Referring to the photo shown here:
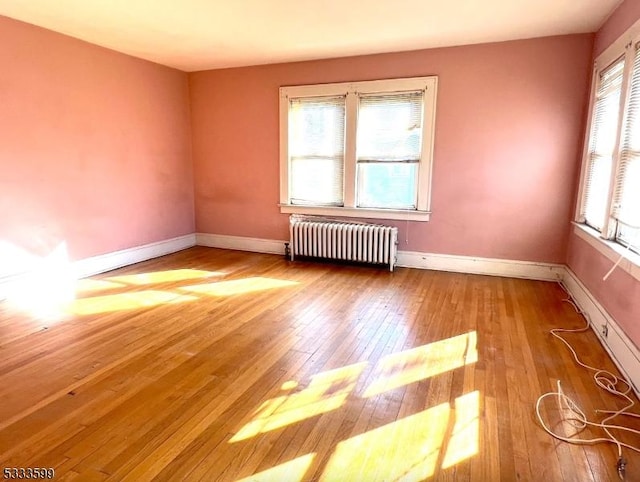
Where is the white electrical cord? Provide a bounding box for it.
[535,283,640,478]
[603,219,640,281]
[603,241,632,281]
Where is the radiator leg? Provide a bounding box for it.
[289,223,295,261]
[389,233,398,272]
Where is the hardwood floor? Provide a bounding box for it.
[0,246,638,481]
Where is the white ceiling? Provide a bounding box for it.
[0,0,622,72]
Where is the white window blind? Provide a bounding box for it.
[356,91,424,209]
[615,45,640,250]
[288,96,345,206]
[582,57,625,231]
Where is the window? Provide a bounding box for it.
[615,46,640,250]
[578,41,640,254]
[279,77,437,221]
[288,96,345,206]
[581,57,625,231]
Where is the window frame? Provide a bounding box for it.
[578,55,626,233]
[279,76,438,222]
[576,20,640,267]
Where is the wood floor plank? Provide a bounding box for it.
[1,246,639,481]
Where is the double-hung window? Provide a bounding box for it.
[578,39,640,255]
[581,57,625,232]
[279,77,437,221]
[614,46,640,250]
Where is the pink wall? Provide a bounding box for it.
[190,34,593,263]
[0,16,194,264]
[595,0,640,56]
[568,235,640,343]
[567,0,640,349]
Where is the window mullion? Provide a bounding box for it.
[603,43,635,239]
[343,91,358,208]
[417,84,436,212]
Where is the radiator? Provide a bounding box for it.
[289,215,398,271]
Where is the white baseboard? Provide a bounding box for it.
[562,268,640,397]
[397,251,564,281]
[196,233,286,255]
[73,234,196,278]
[0,234,196,301]
[195,233,563,281]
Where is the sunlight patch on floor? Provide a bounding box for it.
[108,269,223,285]
[64,290,197,315]
[320,391,480,481]
[74,278,126,294]
[230,362,367,442]
[363,331,478,398]
[320,402,450,481]
[442,390,480,469]
[235,453,315,482]
[180,277,298,297]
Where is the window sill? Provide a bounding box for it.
[279,204,431,222]
[573,223,640,282]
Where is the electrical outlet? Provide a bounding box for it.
[601,324,608,338]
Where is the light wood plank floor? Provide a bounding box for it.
[1,247,639,481]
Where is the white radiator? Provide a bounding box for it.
[289,215,398,271]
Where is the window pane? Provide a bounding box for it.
[357,163,418,209]
[289,96,345,205]
[583,57,625,231]
[614,45,640,242]
[584,155,614,230]
[614,156,640,244]
[617,223,640,253]
[291,157,343,205]
[357,92,423,162]
[356,91,424,210]
[614,149,640,251]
